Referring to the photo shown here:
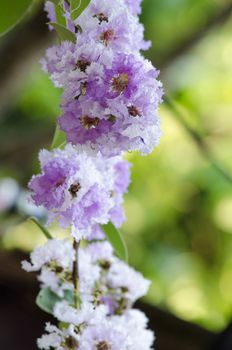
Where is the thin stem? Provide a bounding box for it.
[29,217,53,240]
[165,95,232,184]
[72,239,81,308]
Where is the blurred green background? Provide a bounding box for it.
[1,0,232,332]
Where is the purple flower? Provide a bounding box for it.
[42,0,162,157]
[58,52,163,155]
[125,0,143,15]
[109,160,131,227]
[75,0,150,53]
[44,1,56,31]
[29,145,130,240]
[41,41,113,88]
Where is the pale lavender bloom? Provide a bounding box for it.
[22,238,74,297]
[22,239,74,272]
[58,52,162,156]
[87,224,106,241]
[38,323,80,350]
[44,1,56,31]
[125,0,143,15]
[28,145,130,239]
[41,41,76,87]
[42,0,162,156]
[112,309,155,349]
[22,238,101,298]
[39,309,154,349]
[86,241,114,263]
[109,159,131,227]
[85,241,151,313]
[25,239,154,348]
[80,319,129,350]
[107,260,151,304]
[41,41,113,88]
[78,248,101,299]
[75,0,150,53]
[28,145,112,239]
[54,301,107,326]
[23,239,150,312]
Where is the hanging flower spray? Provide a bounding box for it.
[23,0,163,348]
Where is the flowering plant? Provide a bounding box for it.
[22,0,163,348]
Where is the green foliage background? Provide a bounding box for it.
[1,0,232,331]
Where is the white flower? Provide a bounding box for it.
[54,301,107,326]
[22,238,74,272]
[107,260,151,302]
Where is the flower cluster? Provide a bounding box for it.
[38,309,154,350]
[23,0,162,348]
[23,239,150,313]
[29,145,130,240]
[43,0,163,156]
[23,239,154,349]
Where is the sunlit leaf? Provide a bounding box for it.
[51,126,66,149]
[49,22,76,43]
[102,222,128,262]
[49,0,60,4]
[36,288,74,315]
[71,0,91,21]
[70,0,80,12]
[55,4,67,27]
[28,217,53,240]
[0,0,34,36]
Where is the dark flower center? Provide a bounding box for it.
[107,114,116,123]
[99,29,115,45]
[96,341,111,350]
[111,73,129,93]
[75,24,83,34]
[75,82,87,100]
[76,59,91,72]
[80,82,87,95]
[99,259,111,270]
[127,105,141,117]
[94,12,109,24]
[47,260,64,274]
[55,177,65,188]
[54,265,64,273]
[69,182,81,198]
[63,336,79,349]
[80,115,100,130]
[115,297,127,315]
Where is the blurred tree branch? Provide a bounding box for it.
[165,96,232,184]
[158,2,232,69]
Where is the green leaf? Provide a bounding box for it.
[70,0,91,21]
[55,4,67,27]
[0,0,34,36]
[49,0,60,4]
[101,222,128,262]
[28,217,53,240]
[36,288,74,315]
[70,0,81,12]
[36,288,60,314]
[50,22,76,43]
[51,126,66,149]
